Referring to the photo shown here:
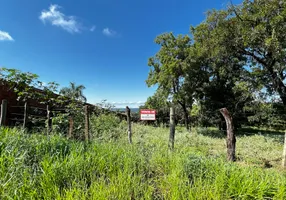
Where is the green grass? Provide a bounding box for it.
[0,125,286,199]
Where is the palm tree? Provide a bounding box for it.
[60,82,87,102]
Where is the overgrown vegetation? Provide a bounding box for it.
[0,126,286,199]
[2,0,286,198]
[90,113,125,141]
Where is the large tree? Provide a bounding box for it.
[190,9,254,129]
[147,32,200,131]
[239,0,286,106]
[205,0,286,106]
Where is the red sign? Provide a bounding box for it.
[140,109,156,120]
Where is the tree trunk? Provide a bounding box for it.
[169,105,175,150]
[281,96,286,106]
[274,80,286,106]
[219,108,236,162]
[218,115,227,131]
[126,106,132,144]
[178,101,191,132]
[182,104,190,132]
[267,64,286,106]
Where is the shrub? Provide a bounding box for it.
[90,113,124,141]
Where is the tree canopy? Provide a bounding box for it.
[144,0,286,130]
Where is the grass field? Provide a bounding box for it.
[0,125,286,199]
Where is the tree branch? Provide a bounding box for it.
[238,47,268,67]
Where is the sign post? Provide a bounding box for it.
[140,109,156,121]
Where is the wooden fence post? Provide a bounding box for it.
[126,106,132,144]
[169,105,175,150]
[220,108,236,162]
[85,105,89,141]
[23,102,28,128]
[46,105,52,135]
[68,116,74,139]
[0,99,7,126]
[282,131,286,168]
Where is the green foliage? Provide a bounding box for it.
[55,102,88,140]
[0,126,285,199]
[146,0,286,129]
[0,67,90,135]
[0,67,62,104]
[147,33,203,130]
[197,0,286,106]
[90,113,124,141]
[191,8,255,128]
[233,0,286,102]
[245,100,286,129]
[1,67,40,101]
[52,113,70,134]
[60,82,87,103]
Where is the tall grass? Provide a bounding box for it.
[0,125,286,199]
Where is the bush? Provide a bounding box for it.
[90,113,125,141]
[52,113,69,134]
[194,127,225,138]
[52,106,85,139]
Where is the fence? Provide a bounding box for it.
[0,99,130,141]
[0,99,89,138]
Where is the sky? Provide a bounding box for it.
[0,0,241,108]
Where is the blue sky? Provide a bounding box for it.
[0,0,241,108]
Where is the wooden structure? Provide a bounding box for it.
[126,106,132,144]
[0,81,127,129]
[169,105,175,150]
[0,83,48,126]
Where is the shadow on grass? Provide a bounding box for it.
[196,127,285,143]
[238,127,285,143]
[195,128,225,139]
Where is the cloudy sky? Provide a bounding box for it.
[0,0,241,108]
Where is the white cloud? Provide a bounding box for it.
[39,4,81,33]
[0,30,14,41]
[102,28,116,36]
[90,25,96,32]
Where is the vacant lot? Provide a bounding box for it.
[0,125,286,199]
